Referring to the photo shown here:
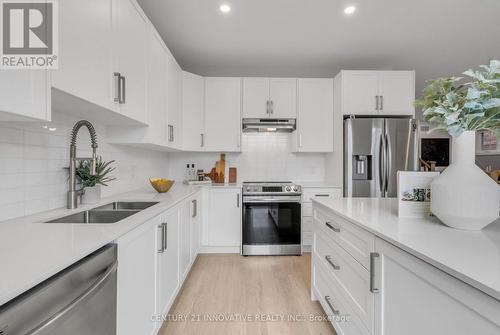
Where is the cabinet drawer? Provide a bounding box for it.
[302,216,313,232]
[314,206,375,269]
[312,256,370,335]
[302,203,313,217]
[314,231,373,332]
[302,188,342,203]
[303,231,313,245]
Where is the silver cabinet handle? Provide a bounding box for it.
[380,95,383,110]
[26,261,118,335]
[113,72,121,103]
[315,194,330,197]
[325,296,340,315]
[162,222,168,251]
[119,75,126,104]
[237,193,240,208]
[201,133,204,147]
[325,255,340,270]
[192,199,197,218]
[168,125,174,142]
[266,100,270,114]
[158,224,165,253]
[325,222,340,233]
[270,100,274,114]
[370,252,380,293]
[375,95,379,111]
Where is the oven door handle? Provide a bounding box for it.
[243,198,301,203]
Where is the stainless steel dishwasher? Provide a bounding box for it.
[0,244,117,335]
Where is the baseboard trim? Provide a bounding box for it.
[199,246,240,254]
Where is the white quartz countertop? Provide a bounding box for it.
[312,197,500,301]
[295,181,342,188]
[0,183,230,306]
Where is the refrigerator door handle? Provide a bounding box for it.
[385,133,392,194]
[378,134,386,195]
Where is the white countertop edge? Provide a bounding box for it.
[312,198,500,301]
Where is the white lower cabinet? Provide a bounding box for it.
[205,187,242,248]
[117,219,158,335]
[312,204,500,335]
[189,193,201,261]
[373,238,500,335]
[180,200,192,280]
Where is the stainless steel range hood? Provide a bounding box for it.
[242,118,296,133]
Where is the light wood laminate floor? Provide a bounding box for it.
[159,253,336,335]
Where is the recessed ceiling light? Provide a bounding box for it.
[344,6,356,15]
[220,4,231,14]
[48,127,57,132]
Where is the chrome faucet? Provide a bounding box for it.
[68,120,98,209]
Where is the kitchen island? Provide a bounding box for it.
[311,197,500,335]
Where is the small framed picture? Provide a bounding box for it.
[397,171,440,218]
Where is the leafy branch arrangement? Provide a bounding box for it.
[415,60,500,137]
[76,156,116,188]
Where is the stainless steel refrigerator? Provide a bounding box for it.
[344,117,419,198]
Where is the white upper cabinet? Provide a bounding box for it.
[145,31,168,145]
[379,71,415,116]
[269,78,297,118]
[294,79,334,152]
[337,70,415,116]
[204,77,242,152]
[166,51,183,149]
[182,71,205,151]
[242,78,270,119]
[242,78,297,119]
[0,71,50,121]
[112,0,148,124]
[52,0,114,113]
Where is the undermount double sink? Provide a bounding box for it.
[45,202,159,224]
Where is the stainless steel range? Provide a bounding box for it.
[242,182,302,256]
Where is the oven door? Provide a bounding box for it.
[242,196,302,255]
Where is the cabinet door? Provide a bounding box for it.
[52,0,113,112]
[342,71,379,115]
[208,188,241,247]
[180,199,191,280]
[117,222,157,335]
[374,238,500,335]
[269,78,297,118]
[0,71,50,121]
[296,79,333,152]
[379,71,415,116]
[112,0,148,124]
[182,71,205,150]
[166,51,183,149]
[190,194,201,262]
[157,207,180,314]
[204,78,242,152]
[242,78,270,119]
[146,31,168,145]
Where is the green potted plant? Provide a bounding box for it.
[415,60,500,230]
[76,156,116,204]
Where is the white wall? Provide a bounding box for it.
[0,112,169,222]
[167,133,326,183]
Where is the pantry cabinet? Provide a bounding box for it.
[206,188,242,248]
[0,71,51,121]
[293,79,334,152]
[117,219,158,335]
[336,70,415,116]
[242,78,297,119]
[204,78,242,152]
[182,71,205,151]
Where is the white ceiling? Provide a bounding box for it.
[137,0,500,93]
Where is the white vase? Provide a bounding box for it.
[431,131,500,230]
[81,185,101,205]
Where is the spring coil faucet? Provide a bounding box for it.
[67,120,98,209]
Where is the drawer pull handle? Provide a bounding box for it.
[315,194,329,197]
[325,256,340,270]
[325,296,340,315]
[325,222,340,233]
